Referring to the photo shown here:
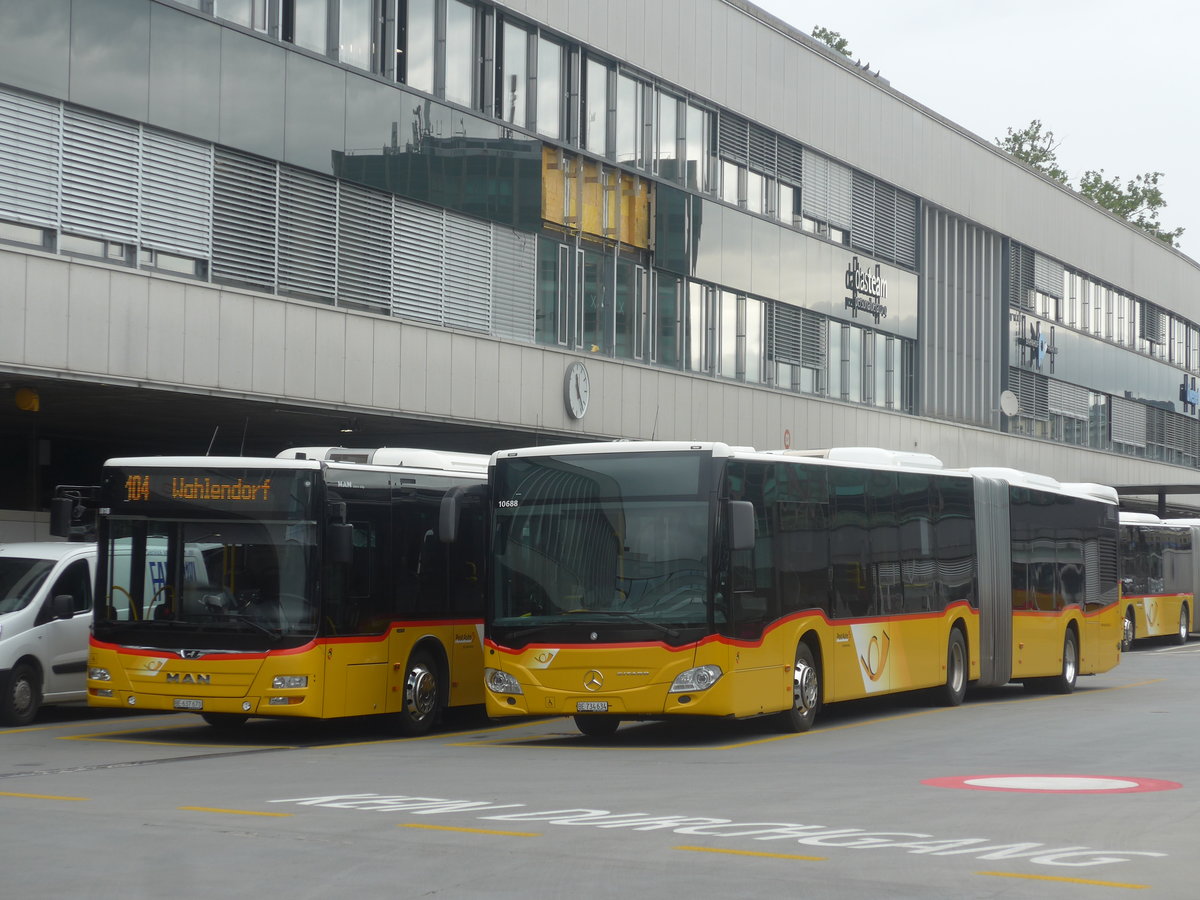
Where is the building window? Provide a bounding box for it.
[583,56,610,157]
[535,35,563,139]
[684,103,710,193]
[498,20,530,127]
[653,271,681,368]
[338,0,374,68]
[686,281,712,373]
[656,92,681,181]
[615,72,643,166]
[444,0,476,106]
[403,0,435,91]
[215,0,268,31]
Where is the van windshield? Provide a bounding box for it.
[0,558,55,614]
[95,519,319,650]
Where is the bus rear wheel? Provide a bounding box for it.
[936,629,967,707]
[776,642,820,733]
[395,649,442,737]
[1120,609,1135,652]
[573,714,621,737]
[1174,605,1190,646]
[1048,629,1079,695]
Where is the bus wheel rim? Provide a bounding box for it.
[406,665,438,719]
[794,661,818,711]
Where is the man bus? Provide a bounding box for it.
[55,446,488,734]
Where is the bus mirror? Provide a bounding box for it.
[729,500,756,551]
[329,522,354,565]
[439,490,461,543]
[50,498,75,537]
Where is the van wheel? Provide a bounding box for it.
[0,662,41,726]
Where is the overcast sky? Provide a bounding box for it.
[749,0,1200,262]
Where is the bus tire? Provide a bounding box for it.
[0,661,41,726]
[396,649,442,737]
[1120,608,1135,652]
[201,713,249,730]
[1174,604,1189,646]
[776,642,820,733]
[573,714,621,737]
[1048,629,1079,695]
[937,629,968,707]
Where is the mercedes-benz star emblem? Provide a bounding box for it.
[583,670,604,691]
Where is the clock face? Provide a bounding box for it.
[564,361,590,419]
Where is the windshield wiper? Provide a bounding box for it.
[216,612,283,640]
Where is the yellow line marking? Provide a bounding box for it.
[311,716,552,749]
[0,791,89,802]
[675,845,825,862]
[978,871,1148,890]
[399,823,540,837]
[178,806,293,818]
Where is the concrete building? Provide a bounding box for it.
[2,0,1199,540]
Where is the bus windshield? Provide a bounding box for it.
[490,451,713,643]
[96,519,319,648]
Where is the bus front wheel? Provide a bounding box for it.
[776,642,820,733]
[1048,630,1079,695]
[1120,609,1135,652]
[396,649,442,737]
[1174,605,1190,646]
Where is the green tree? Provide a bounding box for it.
[996,119,1184,248]
[995,119,1069,184]
[812,26,851,57]
[1077,170,1184,247]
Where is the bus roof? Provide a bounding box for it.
[107,448,489,477]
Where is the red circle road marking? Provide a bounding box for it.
[922,775,1182,793]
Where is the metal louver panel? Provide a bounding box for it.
[1165,411,1198,458]
[776,138,802,185]
[718,113,748,163]
[1047,379,1089,417]
[748,123,776,174]
[801,308,827,368]
[827,159,852,229]
[0,88,60,226]
[61,108,139,242]
[1009,367,1049,420]
[394,199,444,324]
[278,167,337,300]
[769,304,826,368]
[444,212,492,334]
[337,181,392,314]
[140,129,212,257]
[801,149,829,221]
[894,191,918,269]
[212,149,277,289]
[1032,252,1064,298]
[1110,396,1147,447]
[850,171,875,254]
[1140,303,1166,345]
[873,181,898,263]
[1009,243,1034,310]
[491,226,536,342]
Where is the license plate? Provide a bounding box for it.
[576,701,608,712]
[173,698,203,711]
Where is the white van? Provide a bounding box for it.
[0,542,96,725]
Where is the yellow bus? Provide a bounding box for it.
[55,447,488,734]
[472,442,1122,736]
[1118,513,1195,649]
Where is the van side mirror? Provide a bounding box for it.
[329,523,354,565]
[729,500,756,551]
[52,594,76,620]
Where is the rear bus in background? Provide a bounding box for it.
[64,447,489,734]
[1118,513,1196,649]
[467,442,1122,736]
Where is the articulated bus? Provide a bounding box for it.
[470,442,1122,735]
[55,447,488,734]
[1118,513,1196,649]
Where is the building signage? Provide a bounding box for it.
[844,257,888,324]
[1180,375,1199,414]
[1014,315,1058,373]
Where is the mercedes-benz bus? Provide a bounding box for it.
[470,441,1122,736]
[1118,512,1195,649]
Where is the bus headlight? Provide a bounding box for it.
[484,668,523,695]
[669,665,723,693]
[89,667,111,681]
[271,675,308,689]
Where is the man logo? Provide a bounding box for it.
[165,673,212,685]
[583,670,604,691]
